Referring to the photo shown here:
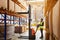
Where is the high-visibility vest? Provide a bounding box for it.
[39,22,44,29]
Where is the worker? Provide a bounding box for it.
[36,18,44,38]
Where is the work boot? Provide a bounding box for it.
[40,36,43,39]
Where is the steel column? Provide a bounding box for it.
[13,16,14,24]
[19,18,20,26]
[10,16,11,24]
[4,13,6,40]
[28,5,31,39]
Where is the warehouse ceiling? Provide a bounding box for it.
[12,0,45,17]
[17,0,45,9]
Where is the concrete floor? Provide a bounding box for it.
[11,30,46,40]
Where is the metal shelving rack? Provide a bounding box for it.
[0,5,31,40]
[0,10,20,40]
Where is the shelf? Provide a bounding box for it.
[0,24,14,27]
[0,9,27,18]
[0,19,19,22]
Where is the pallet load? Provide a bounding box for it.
[0,23,14,40]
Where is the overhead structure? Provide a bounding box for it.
[12,0,26,10]
[0,9,27,18]
[44,0,58,16]
[26,1,44,6]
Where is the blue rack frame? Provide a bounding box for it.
[4,13,6,40]
[0,5,31,40]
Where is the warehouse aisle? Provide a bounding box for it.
[11,30,45,40]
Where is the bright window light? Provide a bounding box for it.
[34,0,44,2]
[27,0,44,2]
[38,0,44,2]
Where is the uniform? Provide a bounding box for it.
[39,22,44,38]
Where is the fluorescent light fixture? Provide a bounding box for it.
[27,0,44,2]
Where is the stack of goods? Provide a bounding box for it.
[0,22,14,40]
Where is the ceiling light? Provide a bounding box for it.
[27,0,44,2]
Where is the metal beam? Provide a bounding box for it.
[7,0,9,10]
[13,16,15,24]
[4,13,6,40]
[28,5,31,39]
[12,0,26,10]
[19,18,20,26]
[16,12,28,14]
[10,16,11,24]
[0,9,27,18]
[44,0,58,16]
